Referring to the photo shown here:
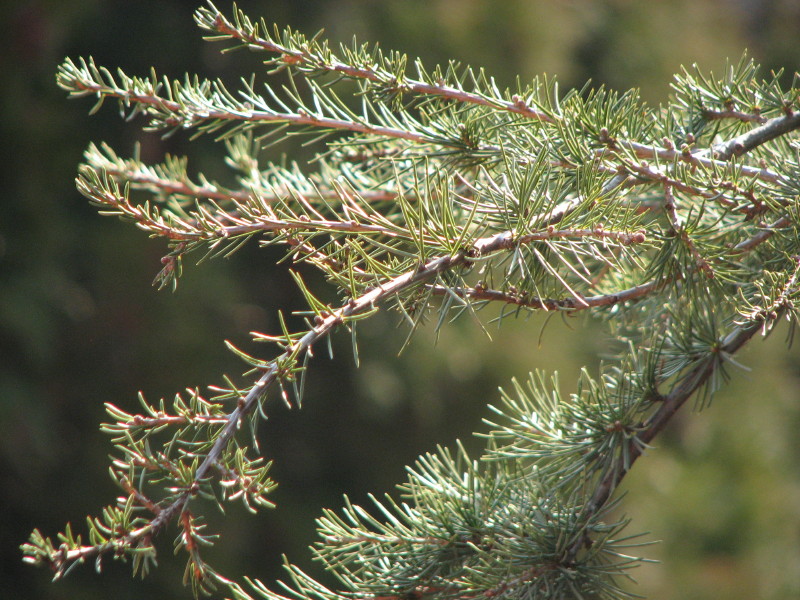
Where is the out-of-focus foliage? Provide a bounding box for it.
[3,1,799,599]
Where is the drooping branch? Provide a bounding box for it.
[28,193,655,577]
[144,219,652,519]
[26,248,463,578]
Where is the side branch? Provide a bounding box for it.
[103,167,249,203]
[30,249,469,578]
[713,110,800,160]
[702,108,767,124]
[58,58,441,145]
[568,308,789,561]
[199,7,554,123]
[50,218,648,575]
[172,224,649,507]
[103,163,397,205]
[605,140,784,184]
[428,279,661,312]
[86,144,402,206]
[147,249,470,535]
[434,213,793,314]
[79,170,649,259]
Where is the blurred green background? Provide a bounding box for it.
[2,1,799,599]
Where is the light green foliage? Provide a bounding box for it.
[22,2,800,599]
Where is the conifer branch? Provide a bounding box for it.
[568,311,782,561]
[662,183,714,278]
[428,278,662,312]
[600,138,786,184]
[27,3,800,598]
[733,215,793,253]
[712,110,800,159]
[150,248,471,519]
[195,3,554,124]
[567,254,800,558]
[86,142,254,203]
[58,57,441,145]
[701,108,767,124]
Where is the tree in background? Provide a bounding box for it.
[9,1,800,600]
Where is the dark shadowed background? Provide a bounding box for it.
[2,1,799,599]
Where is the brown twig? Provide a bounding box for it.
[601,139,785,184]
[712,110,800,160]
[701,108,767,124]
[427,279,661,312]
[732,215,793,253]
[663,183,714,278]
